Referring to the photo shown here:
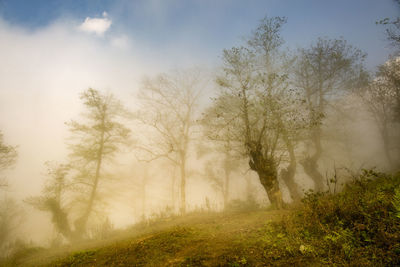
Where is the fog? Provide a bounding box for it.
[0,1,399,257]
[0,15,226,245]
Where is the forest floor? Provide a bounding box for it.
[2,170,400,266]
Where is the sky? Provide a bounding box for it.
[0,0,398,68]
[0,0,399,241]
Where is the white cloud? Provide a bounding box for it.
[79,12,111,36]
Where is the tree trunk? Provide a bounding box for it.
[141,169,147,220]
[46,198,72,241]
[301,127,324,192]
[74,126,105,237]
[281,135,301,202]
[281,164,300,202]
[223,167,230,209]
[171,168,176,212]
[180,156,186,215]
[300,155,324,192]
[248,147,283,208]
[381,123,395,170]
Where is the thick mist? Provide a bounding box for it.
[0,1,399,259]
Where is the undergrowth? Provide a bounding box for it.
[2,170,399,266]
[262,169,400,266]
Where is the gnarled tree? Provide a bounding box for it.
[205,16,307,207]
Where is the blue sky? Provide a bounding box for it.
[0,0,398,70]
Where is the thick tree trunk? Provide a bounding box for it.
[301,127,325,192]
[381,123,395,170]
[46,198,72,241]
[248,147,283,209]
[281,135,301,202]
[301,156,324,192]
[281,164,300,202]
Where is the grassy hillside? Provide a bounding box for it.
[2,170,400,266]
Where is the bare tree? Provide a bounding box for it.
[135,69,205,214]
[128,161,150,220]
[294,38,366,191]
[66,88,131,237]
[200,141,240,209]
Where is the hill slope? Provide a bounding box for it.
[3,170,400,266]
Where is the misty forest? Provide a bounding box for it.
[1,1,400,266]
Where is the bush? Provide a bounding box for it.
[284,170,400,265]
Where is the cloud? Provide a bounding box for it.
[78,11,111,36]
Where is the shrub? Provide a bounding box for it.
[285,170,400,265]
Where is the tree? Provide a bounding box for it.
[377,57,400,122]
[205,16,306,207]
[0,197,23,256]
[66,88,131,237]
[128,161,150,220]
[26,162,73,240]
[360,58,400,170]
[377,0,400,54]
[135,69,204,214]
[0,131,20,253]
[293,38,366,191]
[199,141,240,209]
[0,131,17,188]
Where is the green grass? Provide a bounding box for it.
[2,170,400,266]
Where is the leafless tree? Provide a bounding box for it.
[135,69,205,214]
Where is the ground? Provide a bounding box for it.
[2,170,400,266]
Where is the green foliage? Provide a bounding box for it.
[393,186,400,219]
[287,170,400,265]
